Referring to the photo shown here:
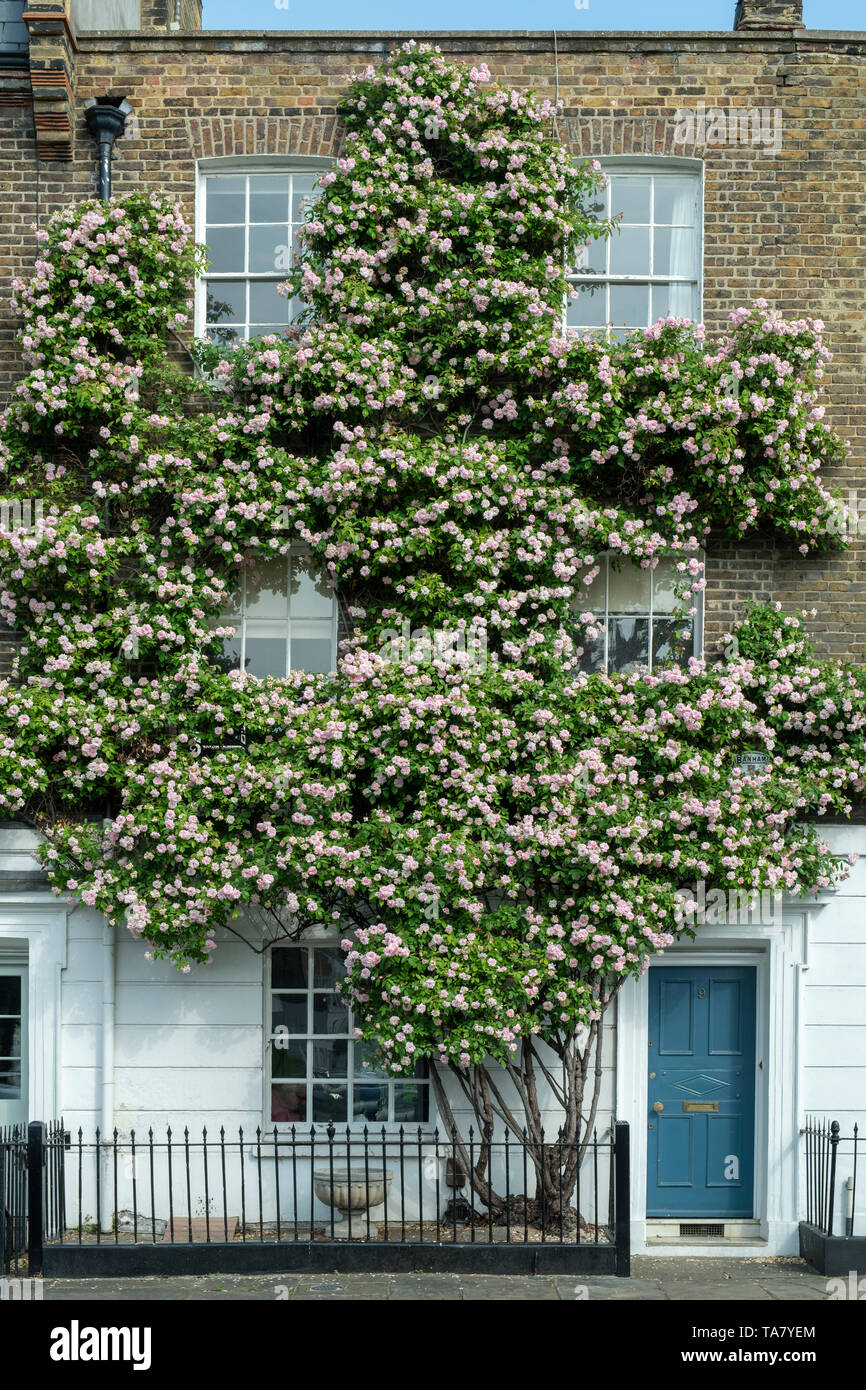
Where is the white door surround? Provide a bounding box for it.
[616,912,809,1256]
[0,901,68,1123]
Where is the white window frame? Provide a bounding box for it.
[216,545,339,678]
[194,156,333,343]
[0,962,27,1126]
[575,552,705,674]
[263,937,431,1131]
[568,157,704,337]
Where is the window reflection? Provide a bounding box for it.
[268,946,430,1126]
[573,555,698,674]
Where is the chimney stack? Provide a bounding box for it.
[139,0,202,29]
[734,1,805,29]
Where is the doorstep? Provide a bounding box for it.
[646,1218,764,1246]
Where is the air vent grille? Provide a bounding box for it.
[679,1222,724,1237]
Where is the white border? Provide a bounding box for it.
[616,910,808,1256]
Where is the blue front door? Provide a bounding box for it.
[647,966,756,1218]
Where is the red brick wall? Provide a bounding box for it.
[1,29,864,660]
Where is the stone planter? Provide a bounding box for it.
[313,1167,392,1239]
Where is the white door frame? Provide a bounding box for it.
[615,911,809,1255]
[0,900,68,1123]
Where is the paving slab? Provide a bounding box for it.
[460,1277,561,1300]
[664,1283,775,1301]
[38,1256,832,1301]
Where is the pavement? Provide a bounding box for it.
[34,1257,839,1300]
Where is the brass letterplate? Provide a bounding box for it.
[683,1101,719,1113]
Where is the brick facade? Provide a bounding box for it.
[1,10,865,660]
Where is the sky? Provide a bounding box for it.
[201,1,865,32]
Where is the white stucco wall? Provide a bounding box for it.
[2,819,863,1238]
[799,826,866,1235]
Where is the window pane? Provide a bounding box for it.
[271,995,307,1033]
[204,226,245,275]
[579,183,608,220]
[609,225,650,276]
[205,323,244,345]
[272,949,308,989]
[0,1063,22,1099]
[609,616,650,672]
[312,1084,347,1123]
[653,616,692,669]
[574,563,606,615]
[608,560,651,614]
[311,1040,348,1078]
[610,175,651,223]
[291,557,335,618]
[313,993,349,1035]
[653,177,696,225]
[353,1083,389,1121]
[271,1082,306,1123]
[247,559,289,617]
[651,282,697,322]
[219,632,242,670]
[653,227,696,278]
[244,628,288,679]
[0,977,21,1014]
[291,176,318,225]
[249,176,289,224]
[393,1084,429,1123]
[205,281,245,324]
[313,948,345,988]
[249,281,290,326]
[652,558,686,614]
[0,1021,21,1057]
[356,1040,389,1079]
[578,632,606,674]
[575,233,607,275]
[290,627,334,675]
[272,1041,307,1079]
[249,225,289,274]
[206,177,245,224]
[609,282,649,328]
[567,282,607,328]
[219,580,242,618]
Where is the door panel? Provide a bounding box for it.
[657,978,693,1054]
[656,1115,692,1187]
[647,966,756,1217]
[708,979,743,1054]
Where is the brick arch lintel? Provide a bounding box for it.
[185,114,343,163]
[558,116,705,161]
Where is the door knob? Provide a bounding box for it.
[653,1101,664,1113]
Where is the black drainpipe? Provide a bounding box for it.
[84,96,133,201]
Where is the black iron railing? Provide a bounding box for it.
[0,1123,27,1275]
[804,1117,860,1237]
[24,1117,630,1275]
